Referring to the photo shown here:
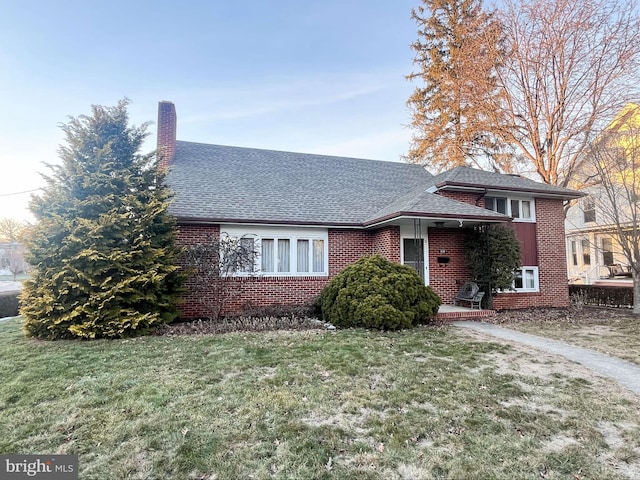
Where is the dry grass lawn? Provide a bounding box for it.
[1,314,639,479]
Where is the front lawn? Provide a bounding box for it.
[1,317,639,479]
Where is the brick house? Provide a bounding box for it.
[157,101,582,317]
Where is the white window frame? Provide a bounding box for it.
[222,225,329,277]
[506,266,539,293]
[485,195,536,222]
[582,197,596,223]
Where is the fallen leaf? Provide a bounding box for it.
[377,443,385,452]
[181,428,189,438]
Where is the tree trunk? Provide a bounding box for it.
[634,275,640,315]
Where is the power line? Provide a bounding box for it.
[0,188,42,197]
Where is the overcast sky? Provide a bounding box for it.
[0,0,420,220]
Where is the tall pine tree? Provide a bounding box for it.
[21,100,183,339]
[406,0,504,171]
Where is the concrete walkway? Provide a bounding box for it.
[453,321,640,396]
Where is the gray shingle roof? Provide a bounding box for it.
[167,142,434,225]
[364,185,509,225]
[166,143,573,226]
[429,166,583,199]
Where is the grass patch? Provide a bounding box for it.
[1,317,639,479]
[503,309,640,365]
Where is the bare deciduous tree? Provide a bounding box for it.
[183,233,259,320]
[0,218,28,243]
[586,103,640,313]
[492,0,640,188]
[5,244,29,281]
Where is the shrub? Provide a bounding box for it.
[0,291,20,318]
[569,284,633,308]
[318,255,441,330]
[464,225,521,308]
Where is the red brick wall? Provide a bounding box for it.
[427,228,471,304]
[328,229,373,276]
[435,190,570,309]
[176,225,220,318]
[177,225,400,318]
[157,101,177,169]
[438,190,485,207]
[373,226,401,263]
[175,195,571,316]
[493,198,570,309]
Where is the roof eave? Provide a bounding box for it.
[363,211,510,229]
[174,215,364,229]
[435,182,586,200]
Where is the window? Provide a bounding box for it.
[570,240,578,266]
[581,239,591,266]
[238,237,256,273]
[513,267,539,292]
[583,197,596,223]
[485,196,507,214]
[223,226,328,276]
[485,196,534,221]
[602,237,614,265]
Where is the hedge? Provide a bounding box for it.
[569,284,634,308]
[0,291,20,318]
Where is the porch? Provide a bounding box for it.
[436,304,496,321]
[569,263,634,286]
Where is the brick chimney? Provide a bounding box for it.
[157,101,177,169]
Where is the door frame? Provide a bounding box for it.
[400,233,430,285]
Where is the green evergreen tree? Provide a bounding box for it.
[464,225,521,307]
[21,100,183,339]
[406,0,504,171]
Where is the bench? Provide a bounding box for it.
[454,282,485,309]
[606,264,633,278]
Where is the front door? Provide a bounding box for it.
[403,238,428,283]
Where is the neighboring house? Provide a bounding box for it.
[0,243,28,278]
[565,190,632,284]
[565,103,640,285]
[157,101,582,317]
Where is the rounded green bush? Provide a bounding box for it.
[318,255,442,330]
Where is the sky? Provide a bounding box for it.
[0,0,419,221]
